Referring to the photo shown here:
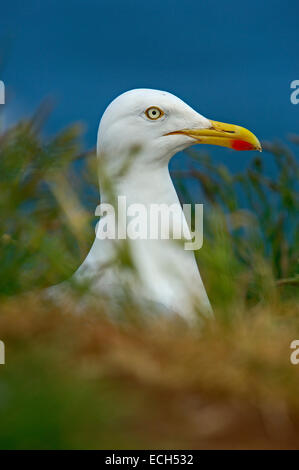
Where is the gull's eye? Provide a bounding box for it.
[145,106,164,120]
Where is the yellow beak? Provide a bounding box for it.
[166,120,262,152]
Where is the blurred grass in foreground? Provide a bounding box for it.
[0,110,298,449]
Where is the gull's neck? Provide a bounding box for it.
[98,156,180,208]
[76,147,212,318]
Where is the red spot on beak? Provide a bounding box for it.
[231,140,255,151]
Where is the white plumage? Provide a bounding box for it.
[69,89,261,319]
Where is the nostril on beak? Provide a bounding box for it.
[210,123,235,134]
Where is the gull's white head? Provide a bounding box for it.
[98,88,261,170]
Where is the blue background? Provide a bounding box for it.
[1,0,298,172]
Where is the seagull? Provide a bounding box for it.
[71,89,261,320]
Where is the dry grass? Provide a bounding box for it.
[0,293,299,449]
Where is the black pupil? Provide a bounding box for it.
[152,110,157,115]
